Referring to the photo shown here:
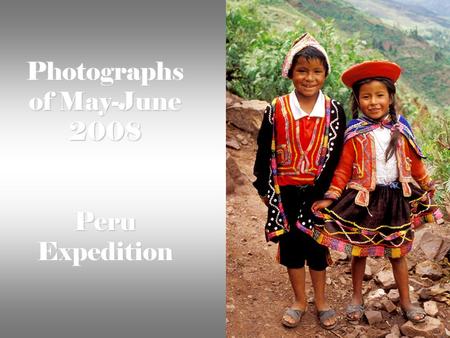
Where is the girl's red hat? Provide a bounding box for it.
[341,60,402,88]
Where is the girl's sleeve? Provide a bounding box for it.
[252,104,273,197]
[324,139,356,200]
[409,142,434,191]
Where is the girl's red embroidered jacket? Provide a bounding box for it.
[325,132,433,207]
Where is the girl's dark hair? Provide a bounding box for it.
[287,46,329,78]
[350,77,399,161]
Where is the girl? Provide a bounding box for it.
[253,33,346,329]
[310,60,441,324]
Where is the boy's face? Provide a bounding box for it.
[291,57,326,99]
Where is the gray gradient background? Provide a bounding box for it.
[0,1,225,337]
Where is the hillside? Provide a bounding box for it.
[226,0,450,218]
[391,0,450,20]
[286,0,450,108]
[346,0,450,32]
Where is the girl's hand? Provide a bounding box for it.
[418,189,434,204]
[311,199,333,218]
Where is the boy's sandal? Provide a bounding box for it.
[403,306,426,324]
[346,304,364,325]
[281,308,305,328]
[318,308,337,330]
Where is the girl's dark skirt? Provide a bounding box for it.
[304,182,439,258]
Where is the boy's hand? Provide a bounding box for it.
[311,199,333,218]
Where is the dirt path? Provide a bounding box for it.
[226,124,449,338]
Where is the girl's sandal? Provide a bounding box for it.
[403,306,426,324]
[318,309,337,330]
[346,304,364,325]
[281,308,305,328]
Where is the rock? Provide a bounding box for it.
[406,256,416,271]
[367,300,383,310]
[375,270,396,289]
[333,251,349,261]
[364,264,373,280]
[326,277,332,285]
[344,331,360,338]
[381,299,397,313]
[388,289,400,302]
[418,230,450,261]
[410,291,420,304]
[226,170,235,194]
[226,99,268,137]
[339,276,347,285]
[235,133,249,145]
[366,257,383,275]
[385,334,399,338]
[415,260,443,280]
[226,152,246,195]
[226,304,235,313]
[429,283,450,296]
[365,310,383,325]
[423,300,439,317]
[418,288,433,300]
[400,316,445,338]
[226,138,241,150]
[433,293,450,304]
[235,133,245,141]
[367,288,386,301]
[391,324,401,337]
[226,91,242,107]
[362,284,372,295]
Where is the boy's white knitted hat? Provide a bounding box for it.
[281,32,331,78]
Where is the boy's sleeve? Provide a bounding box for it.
[314,100,346,198]
[252,104,274,197]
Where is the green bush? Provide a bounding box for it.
[226,1,368,114]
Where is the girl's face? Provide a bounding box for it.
[291,57,326,100]
[358,80,392,120]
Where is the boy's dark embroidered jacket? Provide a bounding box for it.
[325,116,433,207]
[253,94,346,242]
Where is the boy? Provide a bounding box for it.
[253,33,346,329]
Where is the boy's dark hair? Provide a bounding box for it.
[351,77,399,162]
[287,46,329,79]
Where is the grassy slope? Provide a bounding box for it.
[345,0,450,31]
[286,0,450,108]
[227,0,450,201]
